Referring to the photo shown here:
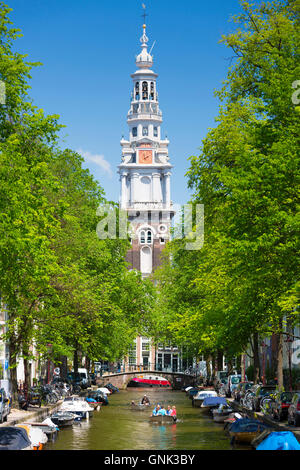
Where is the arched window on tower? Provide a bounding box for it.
[140,230,146,244]
[142,81,148,100]
[135,82,140,100]
[140,229,152,245]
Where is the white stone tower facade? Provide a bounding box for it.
[118,21,178,372]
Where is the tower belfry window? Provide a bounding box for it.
[135,82,140,100]
[150,82,154,100]
[142,81,148,100]
[142,126,148,136]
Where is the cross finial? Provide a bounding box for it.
[141,3,148,25]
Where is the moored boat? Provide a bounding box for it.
[60,397,94,419]
[0,426,33,450]
[228,417,270,444]
[212,403,233,423]
[51,411,76,427]
[193,390,218,407]
[201,396,228,410]
[16,424,48,450]
[127,375,172,389]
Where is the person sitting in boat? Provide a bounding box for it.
[170,406,177,417]
[141,395,150,405]
[152,404,161,416]
[166,405,172,415]
[157,405,167,416]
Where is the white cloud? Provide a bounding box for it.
[77,148,113,177]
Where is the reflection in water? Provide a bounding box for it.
[46,390,243,451]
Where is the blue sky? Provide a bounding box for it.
[8,0,243,205]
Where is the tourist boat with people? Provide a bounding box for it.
[149,414,177,423]
[127,375,172,389]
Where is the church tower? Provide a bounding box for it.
[118,19,177,372]
[118,22,174,278]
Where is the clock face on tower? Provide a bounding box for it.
[139,149,153,164]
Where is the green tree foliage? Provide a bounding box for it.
[0,3,155,392]
[154,0,299,385]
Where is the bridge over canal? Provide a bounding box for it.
[97,370,197,390]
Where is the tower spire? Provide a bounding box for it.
[141,3,148,26]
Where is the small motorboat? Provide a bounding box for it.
[60,397,94,419]
[193,390,218,408]
[85,397,101,411]
[23,418,59,440]
[51,411,77,427]
[97,387,112,395]
[255,431,300,450]
[130,402,151,411]
[201,396,228,411]
[228,417,270,444]
[212,403,234,423]
[0,426,32,450]
[149,414,177,423]
[16,424,48,450]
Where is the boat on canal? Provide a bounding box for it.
[149,414,177,423]
[192,390,218,407]
[130,402,151,411]
[212,403,234,423]
[127,375,172,389]
[227,417,270,444]
[0,426,33,450]
[60,397,94,419]
[50,411,77,427]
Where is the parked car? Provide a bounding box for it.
[0,388,10,423]
[233,382,253,402]
[271,391,295,421]
[247,384,277,411]
[225,374,245,398]
[287,392,300,427]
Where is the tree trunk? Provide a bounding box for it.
[277,328,284,390]
[217,351,223,371]
[8,339,18,401]
[23,357,31,390]
[73,349,79,373]
[253,332,260,384]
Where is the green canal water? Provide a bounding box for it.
[45,390,250,451]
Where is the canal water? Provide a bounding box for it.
[46,390,247,451]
